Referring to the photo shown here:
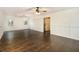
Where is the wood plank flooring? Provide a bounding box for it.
[0,29,79,52]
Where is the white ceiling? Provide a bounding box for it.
[0,7,77,16]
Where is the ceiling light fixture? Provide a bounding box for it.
[35,7,40,14]
[35,11,40,14]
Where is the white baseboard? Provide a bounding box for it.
[51,33,79,40]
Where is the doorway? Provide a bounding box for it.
[44,16,50,35]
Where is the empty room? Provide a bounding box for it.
[0,7,79,52]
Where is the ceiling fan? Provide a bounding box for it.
[36,7,47,14]
[15,7,47,17]
[25,7,47,14]
[35,7,47,14]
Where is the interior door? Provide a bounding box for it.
[44,17,50,33]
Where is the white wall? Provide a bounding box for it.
[29,15,44,32]
[3,14,44,32]
[0,11,5,39]
[51,8,79,40]
[4,16,29,31]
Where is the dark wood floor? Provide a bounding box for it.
[0,29,79,52]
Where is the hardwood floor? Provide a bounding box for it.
[0,29,79,52]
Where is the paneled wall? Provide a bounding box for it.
[4,16,29,31]
[29,15,44,32]
[3,15,44,32]
[51,8,79,40]
[0,11,5,39]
